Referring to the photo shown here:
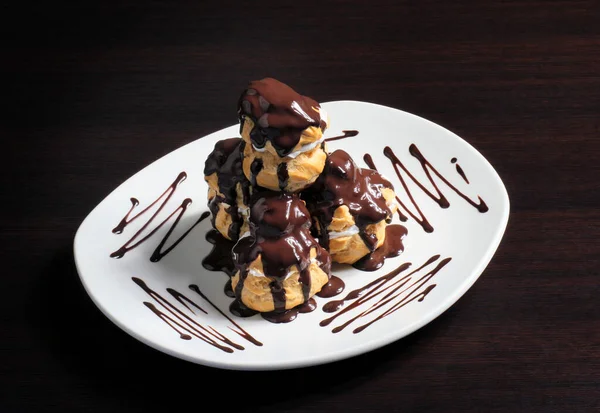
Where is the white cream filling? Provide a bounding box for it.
[328,225,360,239]
[285,137,325,159]
[387,198,400,211]
[251,137,325,159]
[251,144,267,153]
[238,206,249,216]
[248,258,319,280]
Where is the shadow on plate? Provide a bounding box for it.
[28,244,456,412]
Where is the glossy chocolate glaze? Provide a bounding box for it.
[303,149,394,252]
[202,229,237,278]
[204,138,251,240]
[249,158,263,188]
[352,224,408,272]
[277,162,289,190]
[238,78,326,157]
[232,191,332,323]
[133,277,262,352]
[320,255,451,334]
[363,153,409,222]
[317,275,345,298]
[261,297,317,324]
[110,171,208,262]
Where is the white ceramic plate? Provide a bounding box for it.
[74,101,509,371]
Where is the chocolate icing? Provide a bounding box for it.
[232,191,332,323]
[352,224,407,272]
[317,275,345,298]
[277,163,289,190]
[202,229,237,299]
[249,158,263,188]
[363,153,409,222]
[303,149,394,252]
[238,78,327,157]
[204,138,251,240]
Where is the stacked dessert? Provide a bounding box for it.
[232,191,331,321]
[204,78,399,320]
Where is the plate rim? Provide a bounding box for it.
[73,100,510,371]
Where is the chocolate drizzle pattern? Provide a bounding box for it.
[451,157,470,184]
[365,145,489,233]
[381,145,488,233]
[238,78,327,157]
[110,172,208,261]
[204,138,251,240]
[326,131,489,233]
[320,254,452,334]
[303,149,395,252]
[232,191,332,323]
[324,130,359,142]
[133,277,262,352]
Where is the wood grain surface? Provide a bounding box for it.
[2,1,599,412]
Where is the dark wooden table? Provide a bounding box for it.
[3,1,600,412]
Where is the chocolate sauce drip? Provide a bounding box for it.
[451,157,470,184]
[238,78,327,157]
[133,277,260,352]
[317,275,345,298]
[232,191,332,323]
[269,280,287,313]
[205,138,251,240]
[324,130,359,142]
[277,163,289,191]
[300,297,318,313]
[250,158,263,188]
[320,255,451,334]
[352,224,408,271]
[262,297,318,324]
[363,153,408,222]
[229,299,258,318]
[110,172,207,262]
[224,279,234,297]
[202,229,237,277]
[303,150,394,252]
